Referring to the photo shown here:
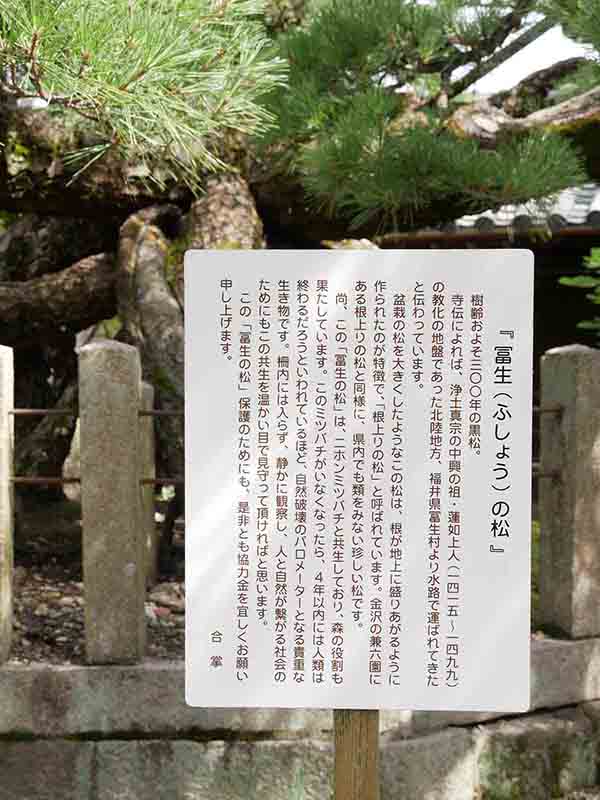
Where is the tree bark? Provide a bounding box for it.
[115,176,266,572]
[447,84,600,144]
[447,86,600,185]
[116,208,185,478]
[187,173,265,250]
[0,106,190,218]
[14,379,79,503]
[179,173,266,305]
[2,80,599,242]
[0,253,117,347]
[0,213,117,281]
[116,177,264,478]
[489,58,587,117]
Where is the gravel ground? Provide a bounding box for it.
[560,793,600,799]
[9,563,184,665]
[9,497,184,665]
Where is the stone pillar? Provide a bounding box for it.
[0,346,13,663]
[79,341,145,663]
[539,344,600,638]
[140,382,159,588]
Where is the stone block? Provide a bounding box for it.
[79,340,145,663]
[0,714,599,800]
[531,638,600,710]
[0,661,335,738]
[475,709,598,800]
[539,345,600,637]
[381,729,476,800]
[94,739,333,800]
[0,660,414,739]
[4,638,600,739]
[409,637,600,735]
[0,741,93,800]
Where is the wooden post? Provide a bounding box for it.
[334,709,380,800]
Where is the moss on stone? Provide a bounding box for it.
[96,316,122,339]
[550,736,598,797]
[153,364,179,397]
[214,239,244,249]
[5,132,32,176]
[165,236,188,292]
[478,724,599,800]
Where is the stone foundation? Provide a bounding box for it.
[2,642,600,800]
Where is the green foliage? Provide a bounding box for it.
[257,0,588,230]
[544,0,600,51]
[559,248,600,334]
[94,315,122,339]
[544,0,600,102]
[551,60,600,103]
[0,0,287,187]
[272,82,585,228]
[0,209,19,232]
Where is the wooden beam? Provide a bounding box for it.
[334,709,380,800]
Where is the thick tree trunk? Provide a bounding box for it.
[0,253,117,347]
[115,175,265,572]
[179,173,266,305]
[0,213,117,281]
[116,207,186,574]
[14,379,79,503]
[187,173,266,250]
[0,106,190,218]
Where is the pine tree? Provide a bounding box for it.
[0,0,287,188]
[560,248,600,336]
[0,0,599,232]
[256,0,598,231]
[1,0,599,553]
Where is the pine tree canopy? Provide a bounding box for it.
[0,0,287,186]
[257,0,598,230]
[0,0,598,233]
[542,0,600,100]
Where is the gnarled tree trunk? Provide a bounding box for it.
[115,174,265,572]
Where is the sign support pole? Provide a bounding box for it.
[334,709,380,800]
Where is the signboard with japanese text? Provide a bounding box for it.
[185,249,533,711]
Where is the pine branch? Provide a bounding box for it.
[449,17,555,98]
[0,0,288,185]
[447,83,600,140]
[432,1,537,82]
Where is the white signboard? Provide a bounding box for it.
[185,249,533,711]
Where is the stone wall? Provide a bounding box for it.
[2,639,600,800]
